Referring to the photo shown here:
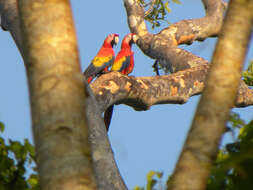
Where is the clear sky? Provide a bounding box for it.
[0,0,252,189]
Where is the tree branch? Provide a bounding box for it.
[123,0,226,72]
[85,84,128,190]
[0,0,24,58]
[91,69,253,113]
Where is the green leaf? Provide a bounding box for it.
[9,140,26,161]
[24,139,35,159]
[242,60,253,86]
[156,171,163,178]
[164,2,171,13]
[207,114,253,190]
[146,171,164,190]
[172,0,181,4]
[143,0,176,29]
[28,174,39,188]
[146,171,156,181]
[0,122,38,189]
[133,186,144,190]
[0,122,4,133]
[229,112,245,129]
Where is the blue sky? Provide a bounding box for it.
[0,0,252,189]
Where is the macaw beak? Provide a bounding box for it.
[114,36,119,45]
[132,34,139,43]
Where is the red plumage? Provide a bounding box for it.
[111,33,138,75]
[105,33,138,131]
[83,33,119,83]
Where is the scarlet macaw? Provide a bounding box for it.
[111,33,138,75]
[104,33,138,130]
[84,33,119,83]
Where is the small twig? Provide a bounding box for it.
[222,0,228,8]
[0,15,7,31]
[152,60,160,75]
[144,0,156,17]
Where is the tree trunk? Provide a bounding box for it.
[18,0,96,189]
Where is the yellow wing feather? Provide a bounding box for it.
[111,57,126,71]
[92,56,112,67]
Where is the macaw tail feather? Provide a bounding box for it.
[104,105,114,131]
[87,76,93,84]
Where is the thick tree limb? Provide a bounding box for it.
[124,0,226,72]
[18,0,96,189]
[91,70,253,113]
[168,0,253,190]
[85,84,128,190]
[0,0,24,58]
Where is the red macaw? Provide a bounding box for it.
[104,33,138,131]
[111,33,138,75]
[84,33,119,83]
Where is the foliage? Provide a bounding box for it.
[138,0,181,29]
[242,60,253,86]
[134,113,253,190]
[207,113,253,190]
[0,122,39,190]
[134,171,163,190]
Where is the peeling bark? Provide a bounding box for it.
[85,85,128,190]
[124,0,226,72]
[91,70,253,113]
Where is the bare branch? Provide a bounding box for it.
[124,0,226,72]
[143,0,156,17]
[0,0,24,58]
[91,69,253,113]
[85,85,128,190]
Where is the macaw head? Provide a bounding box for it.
[103,33,119,48]
[121,33,138,48]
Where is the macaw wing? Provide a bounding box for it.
[111,55,130,72]
[122,56,131,71]
[83,55,114,78]
[93,55,114,68]
[124,53,134,75]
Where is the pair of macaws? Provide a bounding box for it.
[83,33,138,83]
[83,33,138,130]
